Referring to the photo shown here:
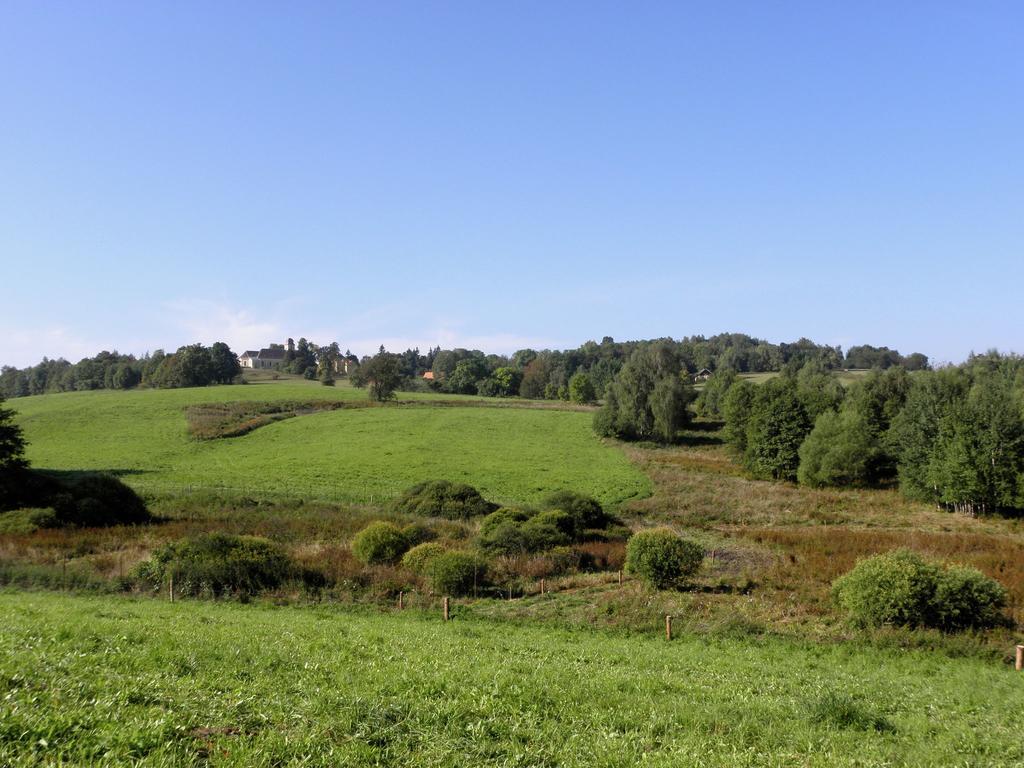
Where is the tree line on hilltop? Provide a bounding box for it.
[353,335,928,403]
[1,333,927,401]
[0,343,242,397]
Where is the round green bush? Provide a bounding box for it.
[401,542,447,574]
[400,522,436,546]
[392,480,498,520]
[932,565,1008,630]
[479,508,531,537]
[139,533,294,597]
[351,521,410,565]
[832,549,938,628]
[530,509,575,536]
[426,551,486,596]
[521,512,572,552]
[832,549,1007,630]
[477,508,532,556]
[540,490,608,530]
[625,528,704,589]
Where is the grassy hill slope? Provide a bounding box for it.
[10,381,649,506]
[2,592,1022,767]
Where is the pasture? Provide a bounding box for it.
[2,591,1022,767]
[10,382,648,507]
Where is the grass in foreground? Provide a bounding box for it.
[1,591,1022,767]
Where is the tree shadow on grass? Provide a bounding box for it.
[36,468,149,482]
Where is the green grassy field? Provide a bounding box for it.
[1,592,1021,767]
[733,370,871,387]
[9,382,649,507]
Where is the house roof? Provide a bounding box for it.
[696,367,712,375]
[257,348,286,359]
[241,350,259,358]
[422,371,435,380]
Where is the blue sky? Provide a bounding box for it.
[1,2,1021,367]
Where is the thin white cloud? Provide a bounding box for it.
[159,299,289,353]
[0,298,570,369]
[343,331,565,358]
[0,326,109,368]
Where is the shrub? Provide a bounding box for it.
[540,490,608,530]
[0,507,56,534]
[137,533,294,597]
[477,507,578,555]
[426,551,486,596]
[478,519,531,556]
[521,512,572,551]
[568,372,596,404]
[931,565,1007,631]
[831,549,937,628]
[537,546,583,576]
[351,522,410,565]
[401,522,436,546]
[625,528,704,589]
[401,542,447,575]
[528,509,576,537]
[55,474,151,527]
[392,481,499,520]
[2,470,151,527]
[831,549,1007,630]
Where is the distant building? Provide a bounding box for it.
[422,371,435,381]
[239,345,287,370]
[693,367,713,383]
[332,353,360,375]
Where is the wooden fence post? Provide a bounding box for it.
[508,586,513,601]
[443,596,450,621]
[169,573,175,603]
[398,591,404,610]
[617,569,623,585]
[62,555,67,591]
[1016,645,1023,671]
[665,615,673,641]
[540,578,545,595]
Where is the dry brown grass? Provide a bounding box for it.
[743,527,1024,623]
[612,432,1024,635]
[622,441,1017,534]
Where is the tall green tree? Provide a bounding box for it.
[0,395,27,473]
[175,344,215,387]
[593,343,693,442]
[362,347,403,402]
[492,367,523,397]
[927,376,1024,515]
[446,358,488,395]
[888,368,967,501]
[720,380,757,456]
[794,361,845,421]
[743,378,811,481]
[797,408,880,487]
[209,342,241,384]
[568,372,596,404]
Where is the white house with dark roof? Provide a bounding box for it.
[239,345,287,370]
